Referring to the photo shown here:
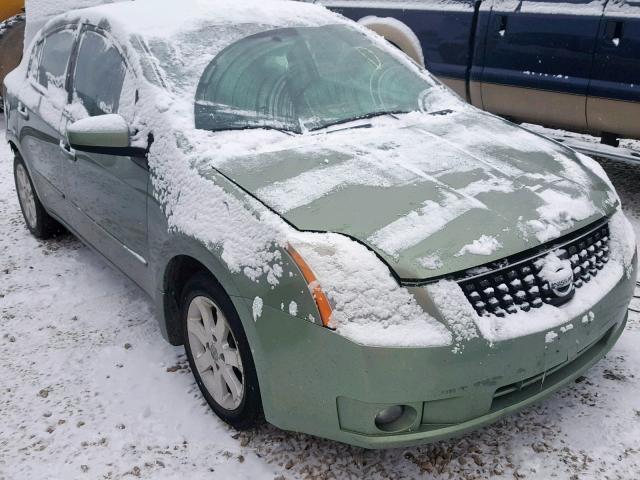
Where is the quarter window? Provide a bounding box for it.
[37,30,75,90]
[73,30,127,117]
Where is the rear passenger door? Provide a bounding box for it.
[63,26,150,289]
[18,26,77,219]
[480,0,606,131]
[587,0,640,139]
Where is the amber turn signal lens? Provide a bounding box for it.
[286,245,334,328]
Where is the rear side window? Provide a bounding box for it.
[37,30,75,90]
[73,30,127,117]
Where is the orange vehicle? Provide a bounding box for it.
[0,0,25,109]
[1,0,24,21]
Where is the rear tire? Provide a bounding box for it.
[13,153,62,239]
[181,272,262,430]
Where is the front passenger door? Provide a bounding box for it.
[587,0,640,139]
[63,27,150,289]
[480,0,606,131]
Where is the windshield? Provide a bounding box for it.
[194,25,436,133]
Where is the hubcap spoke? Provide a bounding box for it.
[193,349,214,374]
[221,345,242,369]
[213,311,229,344]
[194,297,216,337]
[221,365,243,403]
[209,368,227,404]
[187,316,209,349]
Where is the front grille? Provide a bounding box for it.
[458,220,610,317]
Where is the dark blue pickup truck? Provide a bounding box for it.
[315,0,640,143]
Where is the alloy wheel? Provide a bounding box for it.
[186,296,245,410]
[15,163,37,229]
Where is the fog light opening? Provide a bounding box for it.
[374,405,417,433]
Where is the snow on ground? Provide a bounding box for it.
[1,113,640,479]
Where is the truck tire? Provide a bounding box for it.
[358,16,425,67]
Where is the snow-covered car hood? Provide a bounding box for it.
[201,108,617,281]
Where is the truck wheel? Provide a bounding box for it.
[181,272,262,430]
[13,152,62,239]
[601,132,619,148]
[358,16,425,67]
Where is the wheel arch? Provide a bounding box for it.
[161,254,220,345]
[358,15,425,67]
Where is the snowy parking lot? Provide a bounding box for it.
[1,112,640,479]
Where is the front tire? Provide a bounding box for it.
[181,272,262,430]
[13,153,61,239]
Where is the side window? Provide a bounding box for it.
[36,30,75,90]
[73,30,127,117]
[27,40,44,83]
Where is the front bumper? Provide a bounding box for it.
[245,255,636,449]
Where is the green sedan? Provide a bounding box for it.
[3,0,637,448]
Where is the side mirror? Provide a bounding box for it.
[67,114,146,157]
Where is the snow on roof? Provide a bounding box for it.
[60,0,340,38]
[24,0,123,49]
[25,0,343,52]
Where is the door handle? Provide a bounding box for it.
[17,102,29,120]
[498,15,508,37]
[605,20,624,46]
[59,140,77,161]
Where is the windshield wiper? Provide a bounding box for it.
[308,110,407,132]
[321,123,373,134]
[427,109,453,116]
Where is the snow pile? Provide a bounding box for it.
[609,208,637,278]
[369,191,485,257]
[425,279,478,351]
[417,254,443,270]
[291,232,452,347]
[253,158,392,213]
[519,0,609,16]
[320,0,476,12]
[252,296,263,322]
[67,113,127,134]
[456,235,502,256]
[525,187,602,243]
[537,250,572,287]
[458,177,515,196]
